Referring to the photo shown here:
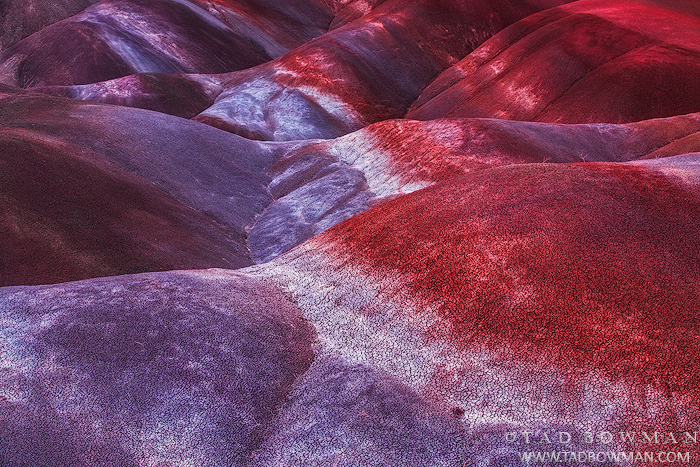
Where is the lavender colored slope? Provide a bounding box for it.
[407,0,700,124]
[249,353,467,467]
[0,0,274,88]
[192,0,574,140]
[248,157,373,263]
[0,270,316,466]
[0,268,477,466]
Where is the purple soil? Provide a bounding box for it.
[249,354,467,466]
[0,90,278,236]
[0,0,273,88]
[0,270,316,466]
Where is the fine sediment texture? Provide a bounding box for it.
[2,1,700,466]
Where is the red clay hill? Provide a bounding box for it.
[408,0,700,124]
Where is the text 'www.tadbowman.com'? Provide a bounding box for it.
[517,450,690,464]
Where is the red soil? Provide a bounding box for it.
[326,162,700,394]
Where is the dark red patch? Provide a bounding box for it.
[407,0,700,124]
[643,132,700,160]
[540,45,700,124]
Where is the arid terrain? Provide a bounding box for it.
[2,0,700,465]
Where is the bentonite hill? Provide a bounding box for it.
[2,0,700,466]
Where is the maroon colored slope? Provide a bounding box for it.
[643,134,700,160]
[0,271,317,466]
[407,0,700,124]
[0,128,252,286]
[0,88,295,285]
[265,156,700,460]
[0,0,99,51]
[193,0,574,140]
[0,0,274,88]
[0,90,278,235]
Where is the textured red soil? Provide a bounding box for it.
[407,0,700,124]
[360,115,700,184]
[325,162,700,394]
[192,0,575,139]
